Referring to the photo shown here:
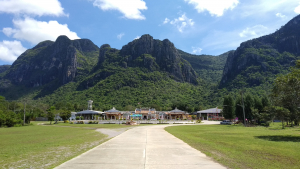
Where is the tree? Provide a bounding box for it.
[59,110,71,122]
[252,96,263,124]
[261,95,270,108]
[271,60,300,126]
[222,95,235,120]
[270,106,290,129]
[47,106,56,125]
[244,94,254,121]
[235,96,244,122]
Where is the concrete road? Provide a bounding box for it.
[55,122,226,169]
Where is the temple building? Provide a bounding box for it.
[197,107,222,120]
[166,108,188,120]
[104,107,122,120]
[135,108,156,119]
[75,100,104,120]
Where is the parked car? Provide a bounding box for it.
[220,120,233,125]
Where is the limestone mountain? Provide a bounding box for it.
[179,50,232,84]
[220,15,300,89]
[0,34,215,108]
[94,35,198,84]
[0,65,10,74]
[120,35,198,84]
[4,36,99,87]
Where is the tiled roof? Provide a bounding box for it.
[170,108,185,113]
[76,110,104,115]
[197,107,222,113]
[105,107,120,113]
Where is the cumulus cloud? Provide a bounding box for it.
[192,47,202,54]
[239,25,268,38]
[184,0,239,17]
[295,2,300,14]
[117,33,124,40]
[2,17,80,44]
[93,0,147,20]
[165,14,194,32]
[0,40,26,62]
[163,18,170,24]
[0,0,66,16]
[275,13,285,18]
[134,36,140,40]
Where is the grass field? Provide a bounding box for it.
[0,121,133,168]
[165,123,300,169]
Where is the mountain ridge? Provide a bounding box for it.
[220,15,300,89]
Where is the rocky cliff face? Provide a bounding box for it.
[0,65,10,74]
[119,34,198,84]
[220,15,300,88]
[4,36,99,87]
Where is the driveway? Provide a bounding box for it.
[55,122,225,169]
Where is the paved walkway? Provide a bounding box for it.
[55,122,225,169]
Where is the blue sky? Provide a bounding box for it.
[0,0,300,65]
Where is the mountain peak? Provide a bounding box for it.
[56,35,71,42]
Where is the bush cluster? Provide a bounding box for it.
[88,121,98,124]
[0,110,23,127]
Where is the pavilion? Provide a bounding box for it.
[197,107,222,120]
[104,107,122,120]
[75,110,104,120]
[166,108,187,120]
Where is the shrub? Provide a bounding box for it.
[88,121,93,124]
[64,120,69,123]
[14,124,22,127]
[77,121,84,124]
[93,121,98,124]
[76,116,80,120]
[69,121,74,124]
[196,119,201,123]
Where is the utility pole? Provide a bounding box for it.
[240,91,246,127]
[23,102,26,126]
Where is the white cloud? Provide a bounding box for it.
[239,25,268,38]
[238,0,299,18]
[295,2,300,14]
[165,14,194,32]
[184,0,239,17]
[163,18,170,24]
[134,36,140,40]
[192,47,202,54]
[0,0,66,16]
[0,40,26,62]
[275,13,285,18]
[117,33,124,40]
[93,0,147,20]
[2,17,80,44]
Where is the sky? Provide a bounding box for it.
[0,0,300,65]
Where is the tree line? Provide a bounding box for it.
[222,61,300,128]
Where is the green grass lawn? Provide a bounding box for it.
[0,121,133,168]
[165,123,300,169]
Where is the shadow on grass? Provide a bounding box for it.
[255,135,300,142]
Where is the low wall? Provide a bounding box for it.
[72,120,196,124]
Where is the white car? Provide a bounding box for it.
[220,120,233,125]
